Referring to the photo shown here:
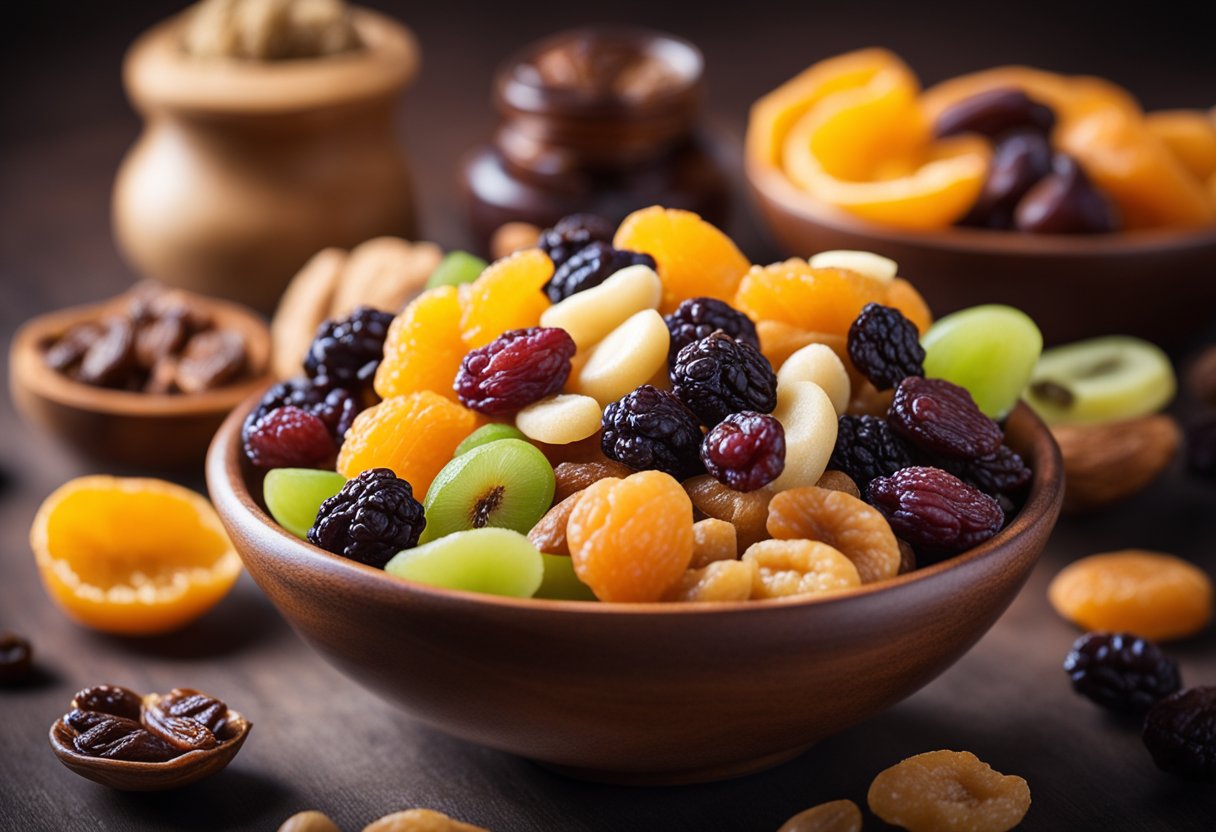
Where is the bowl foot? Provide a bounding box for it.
[533,743,814,786]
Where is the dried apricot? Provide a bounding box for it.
[690,518,738,568]
[684,475,772,551]
[883,277,933,335]
[1147,110,1216,182]
[743,539,860,600]
[460,249,553,348]
[1048,550,1213,641]
[735,260,889,338]
[867,750,1031,832]
[527,492,582,557]
[374,286,466,401]
[756,321,849,374]
[777,799,862,832]
[613,206,751,313]
[566,471,694,602]
[767,486,900,583]
[337,392,478,498]
[662,559,755,603]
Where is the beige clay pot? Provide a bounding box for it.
[113,7,419,312]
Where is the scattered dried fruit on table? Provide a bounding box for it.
[0,632,33,685]
[1142,686,1216,782]
[1051,414,1180,513]
[278,811,342,832]
[1048,550,1213,641]
[767,486,900,583]
[1064,632,1181,714]
[867,750,1031,832]
[743,539,860,599]
[777,799,863,832]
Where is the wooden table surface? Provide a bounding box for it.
[2,2,1215,830]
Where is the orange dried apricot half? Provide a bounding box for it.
[735,260,889,337]
[459,249,553,348]
[883,277,933,334]
[1047,549,1213,641]
[868,750,1031,832]
[613,206,751,313]
[337,391,479,498]
[374,286,467,401]
[30,476,241,635]
[1146,109,1216,182]
[566,470,694,602]
[767,486,900,583]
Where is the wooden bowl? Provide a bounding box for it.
[746,158,1216,347]
[206,394,1063,785]
[9,295,272,469]
[49,707,250,791]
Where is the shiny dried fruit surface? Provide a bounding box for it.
[767,486,900,583]
[671,331,778,426]
[309,469,426,569]
[664,296,759,367]
[867,750,1031,832]
[142,700,219,751]
[566,471,694,602]
[157,688,228,734]
[553,460,634,503]
[868,466,1005,557]
[303,305,394,399]
[71,685,142,720]
[829,414,914,491]
[1143,686,1216,782]
[600,385,704,479]
[690,518,738,568]
[1064,632,1181,714]
[537,213,615,269]
[777,799,863,832]
[544,241,656,303]
[889,376,1004,459]
[947,445,1033,495]
[743,539,861,599]
[244,406,338,470]
[847,303,925,391]
[1047,550,1213,641]
[701,411,785,492]
[72,713,179,762]
[934,87,1056,139]
[460,248,553,348]
[244,378,358,449]
[454,327,576,414]
[374,286,467,402]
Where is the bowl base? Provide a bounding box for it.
[533,743,814,786]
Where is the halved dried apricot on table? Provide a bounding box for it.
[30,476,241,635]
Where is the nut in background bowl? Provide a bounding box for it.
[206,388,1063,785]
[746,157,1216,348]
[1053,413,1182,514]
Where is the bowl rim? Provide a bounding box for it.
[208,386,1064,617]
[746,155,1216,255]
[10,291,273,418]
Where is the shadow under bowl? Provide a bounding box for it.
[206,392,1063,785]
[747,158,1216,348]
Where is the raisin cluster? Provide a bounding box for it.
[601,385,704,480]
[308,469,426,568]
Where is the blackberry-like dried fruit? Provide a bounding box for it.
[244,406,338,469]
[454,327,576,414]
[601,385,704,479]
[868,466,1005,556]
[303,305,393,398]
[244,378,358,448]
[543,241,656,303]
[1187,415,1216,478]
[537,213,615,269]
[1143,686,1216,782]
[889,376,1003,460]
[829,414,914,490]
[671,331,778,426]
[848,303,925,390]
[701,411,785,492]
[308,468,425,569]
[1064,632,1180,715]
[664,297,759,368]
[953,445,1033,495]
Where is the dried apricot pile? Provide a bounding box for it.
[748,49,1216,232]
[248,206,1042,603]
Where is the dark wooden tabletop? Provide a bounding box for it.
[2,2,1215,830]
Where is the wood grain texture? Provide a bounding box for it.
[2,0,1215,829]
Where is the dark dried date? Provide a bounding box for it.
[73,714,179,762]
[72,684,143,720]
[158,688,228,735]
[44,323,102,373]
[142,698,219,751]
[176,330,247,394]
[78,317,136,386]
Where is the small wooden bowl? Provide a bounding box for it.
[207,392,1062,785]
[9,294,272,469]
[49,708,250,791]
[747,158,1216,347]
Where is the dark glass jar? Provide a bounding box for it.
[461,27,731,247]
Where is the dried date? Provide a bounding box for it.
[176,330,247,394]
[77,317,136,386]
[157,688,228,734]
[142,699,219,751]
[73,714,179,762]
[72,684,143,720]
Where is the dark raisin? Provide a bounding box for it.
[243,406,337,469]
[1064,632,1180,715]
[65,708,109,734]
[72,684,143,720]
[847,303,925,391]
[1014,153,1120,234]
[671,331,778,426]
[951,445,1033,495]
[537,213,615,269]
[601,385,704,479]
[159,688,228,734]
[454,327,576,414]
[0,632,32,685]
[889,376,1004,460]
[309,468,426,568]
[1143,686,1216,782]
[868,466,1005,556]
[934,87,1056,139]
[701,411,785,492]
[243,378,358,449]
[543,241,656,303]
[959,130,1053,230]
[142,699,218,751]
[829,415,914,491]
[1186,415,1216,478]
[664,297,759,368]
[303,306,394,400]
[72,714,180,762]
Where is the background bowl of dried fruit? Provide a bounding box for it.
[745,49,1216,348]
[9,284,272,468]
[207,392,1063,785]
